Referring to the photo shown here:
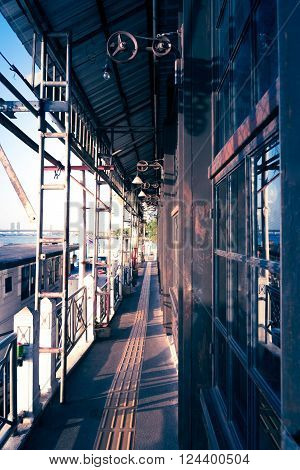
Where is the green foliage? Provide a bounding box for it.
[146,219,157,243]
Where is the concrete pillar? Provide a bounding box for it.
[14,306,40,421]
[39,298,58,394]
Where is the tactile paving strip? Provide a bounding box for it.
[93,262,152,450]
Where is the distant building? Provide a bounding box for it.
[16,222,20,231]
[10,222,15,231]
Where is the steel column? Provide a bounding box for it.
[79,170,87,286]
[60,32,72,404]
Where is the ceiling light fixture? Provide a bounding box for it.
[132,174,143,185]
[138,189,146,198]
[102,61,112,80]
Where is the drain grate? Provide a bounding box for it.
[94,263,152,450]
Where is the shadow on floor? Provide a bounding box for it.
[134,269,178,450]
[23,270,146,450]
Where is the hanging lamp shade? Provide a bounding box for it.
[138,189,146,198]
[132,174,143,185]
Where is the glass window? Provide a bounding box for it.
[55,257,60,283]
[41,262,45,290]
[232,0,251,46]
[5,276,12,294]
[255,144,280,261]
[254,0,278,101]
[256,268,280,397]
[233,27,252,130]
[30,264,36,296]
[218,1,230,79]
[230,164,246,254]
[21,265,30,300]
[217,73,231,151]
[216,256,227,325]
[216,179,227,251]
[48,259,54,286]
[231,261,247,350]
[232,355,248,446]
[216,329,228,405]
[257,392,281,449]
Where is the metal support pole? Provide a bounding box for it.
[129,209,133,282]
[35,34,46,314]
[93,140,101,328]
[31,32,37,89]
[108,130,114,320]
[60,32,72,404]
[119,193,125,298]
[79,170,87,286]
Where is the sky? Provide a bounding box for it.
[0,13,124,233]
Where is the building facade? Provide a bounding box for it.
[158,0,300,449]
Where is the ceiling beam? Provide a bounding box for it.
[118,136,154,159]
[72,2,146,47]
[103,99,152,127]
[20,0,129,182]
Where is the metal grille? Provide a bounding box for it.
[0,333,17,445]
[55,286,87,370]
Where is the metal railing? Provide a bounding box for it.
[0,333,17,445]
[56,286,88,369]
[96,273,121,328]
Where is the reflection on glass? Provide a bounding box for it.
[233,27,252,130]
[216,179,227,251]
[230,163,246,254]
[231,261,247,350]
[216,256,227,325]
[257,268,280,396]
[255,0,278,101]
[217,73,231,151]
[218,2,230,79]
[232,354,247,446]
[232,0,251,45]
[256,144,280,261]
[257,392,280,449]
[216,329,227,405]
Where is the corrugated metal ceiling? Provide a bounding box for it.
[0,0,179,184]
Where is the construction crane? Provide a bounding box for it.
[0,143,36,224]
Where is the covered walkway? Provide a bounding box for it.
[22,263,178,450]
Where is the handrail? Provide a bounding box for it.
[55,286,88,370]
[0,332,17,447]
[0,332,17,351]
[56,284,87,310]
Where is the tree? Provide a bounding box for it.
[145,219,157,243]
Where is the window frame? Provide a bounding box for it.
[4,274,13,295]
[212,130,281,448]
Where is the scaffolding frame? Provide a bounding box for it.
[0,30,142,404]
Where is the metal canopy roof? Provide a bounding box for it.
[0,0,179,185]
